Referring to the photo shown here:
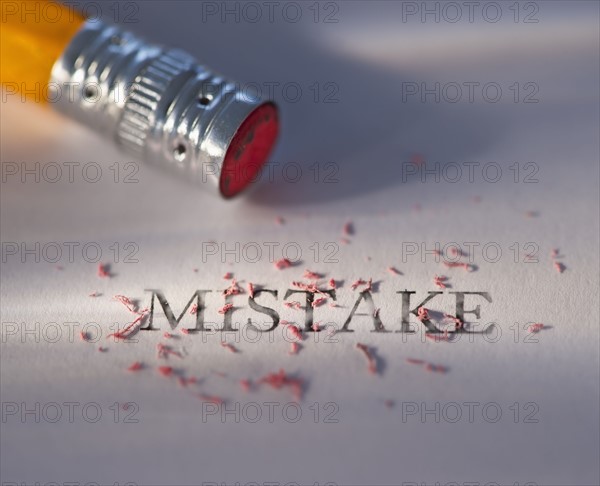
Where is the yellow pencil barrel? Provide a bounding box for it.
[1,0,85,102]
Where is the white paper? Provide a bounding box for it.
[1,2,599,485]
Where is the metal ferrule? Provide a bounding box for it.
[50,20,268,191]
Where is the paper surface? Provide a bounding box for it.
[1,2,599,485]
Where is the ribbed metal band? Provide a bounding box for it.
[117,50,196,156]
[49,20,270,191]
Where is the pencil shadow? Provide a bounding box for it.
[246,50,507,205]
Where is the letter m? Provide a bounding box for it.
[142,289,211,331]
